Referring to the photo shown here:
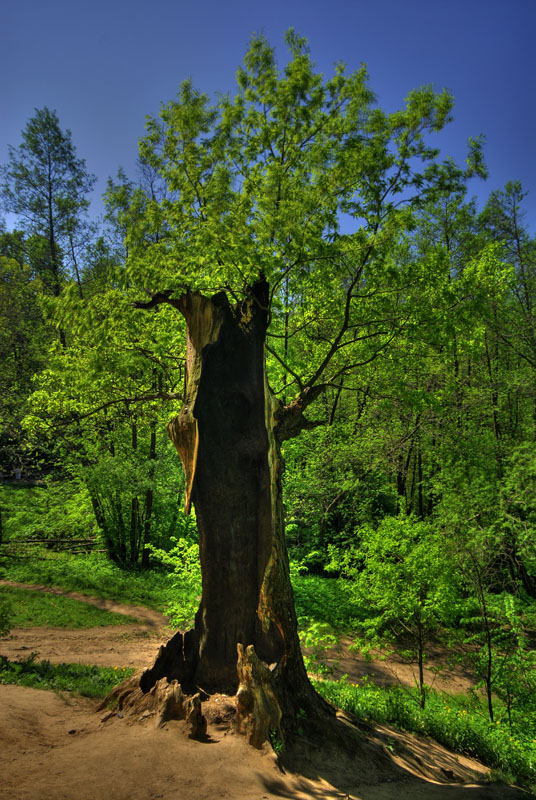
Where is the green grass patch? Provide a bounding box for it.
[0,483,95,542]
[0,586,138,628]
[0,550,174,611]
[0,654,134,698]
[315,678,536,792]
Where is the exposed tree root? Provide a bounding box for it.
[98,638,364,758]
[98,674,207,740]
[235,643,282,748]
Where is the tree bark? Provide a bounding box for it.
[137,279,332,744]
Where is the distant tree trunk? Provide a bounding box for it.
[140,419,157,568]
[137,279,332,743]
[129,421,139,562]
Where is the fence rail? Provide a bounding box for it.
[0,536,104,557]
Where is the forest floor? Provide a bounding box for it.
[0,581,531,800]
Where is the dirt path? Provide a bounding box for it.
[0,579,170,668]
[0,582,531,799]
[0,580,475,691]
[327,637,476,695]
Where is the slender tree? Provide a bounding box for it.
[1,107,96,302]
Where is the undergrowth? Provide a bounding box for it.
[0,655,134,698]
[292,573,362,631]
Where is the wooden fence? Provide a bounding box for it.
[0,536,104,558]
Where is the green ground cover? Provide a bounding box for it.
[1,550,173,610]
[0,655,134,698]
[0,585,138,628]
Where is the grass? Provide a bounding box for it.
[0,586,138,628]
[1,551,362,633]
[0,654,134,698]
[315,678,536,792]
[0,483,95,542]
[0,550,174,611]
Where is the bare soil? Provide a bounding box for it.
[0,581,530,799]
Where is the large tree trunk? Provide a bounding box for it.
[135,279,332,745]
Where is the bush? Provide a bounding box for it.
[147,536,201,628]
[0,593,12,636]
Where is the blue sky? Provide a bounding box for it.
[2,0,535,230]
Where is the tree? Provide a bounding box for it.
[23,259,186,564]
[331,515,458,708]
[0,231,53,476]
[1,107,96,303]
[101,31,469,745]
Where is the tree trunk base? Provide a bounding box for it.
[97,674,208,739]
[98,634,344,751]
[98,639,287,748]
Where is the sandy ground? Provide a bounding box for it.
[0,581,531,800]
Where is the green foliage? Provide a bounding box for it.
[77,426,185,563]
[0,107,96,295]
[1,483,95,543]
[147,533,201,629]
[123,31,461,418]
[495,444,536,592]
[330,515,460,707]
[449,584,536,724]
[0,586,138,628]
[298,618,338,678]
[22,269,186,565]
[333,515,458,624]
[0,236,53,474]
[0,655,134,698]
[268,728,285,756]
[283,422,397,562]
[291,573,363,631]
[0,593,12,636]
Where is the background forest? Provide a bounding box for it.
[1,35,536,788]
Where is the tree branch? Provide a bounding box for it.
[134,289,184,311]
[41,391,184,428]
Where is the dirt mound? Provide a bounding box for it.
[0,684,529,800]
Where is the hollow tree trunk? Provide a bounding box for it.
[138,279,331,744]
